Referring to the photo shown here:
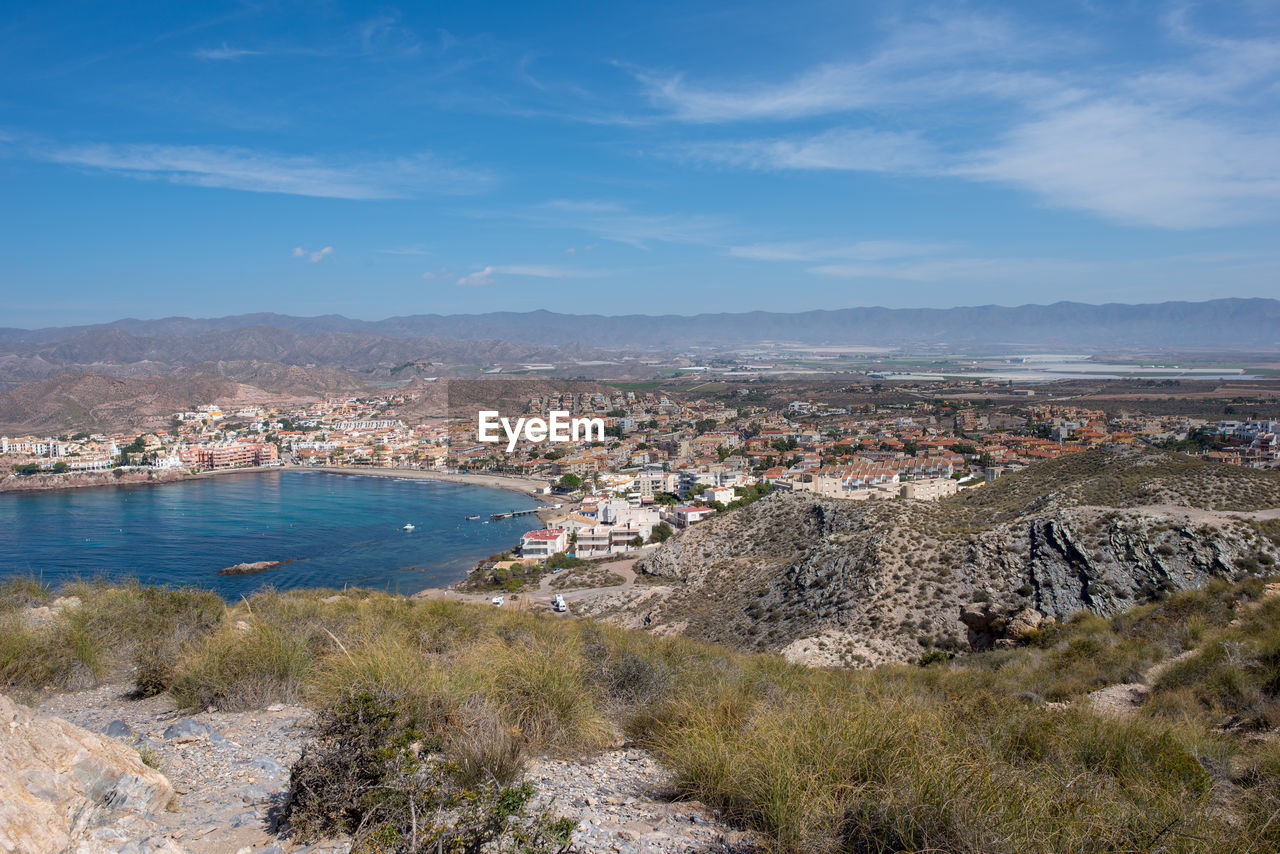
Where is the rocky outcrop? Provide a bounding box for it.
[0,693,179,853]
[615,456,1280,666]
[217,560,283,576]
[959,603,1047,651]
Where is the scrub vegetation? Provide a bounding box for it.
[4,575,1280,852]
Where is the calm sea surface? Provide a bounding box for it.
[0,471,541,598]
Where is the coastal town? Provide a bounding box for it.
[4,384,1278,565]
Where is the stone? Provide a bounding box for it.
[106,719,134,738]
[163,718,215,743]
[247,755,286,776]
[0,693,174,853]
[1006,607,1044,641]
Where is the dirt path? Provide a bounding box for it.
[1087,583,1280,717]
[30,684,755,854]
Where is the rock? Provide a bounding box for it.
[961,603,1044,650]
[246,755,286,776]
[1006,607,1044,641]
[106,719,134,738]
[240,783,275,804]
[217,560,282,576]
[163,718,215,743]
[229,811,260,828]
[0,693,175,853]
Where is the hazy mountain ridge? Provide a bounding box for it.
[4,298,1277,351]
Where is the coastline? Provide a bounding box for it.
[1,463,556,505]
[295,465,557,503]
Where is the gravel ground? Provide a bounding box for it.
[35,685,757,854]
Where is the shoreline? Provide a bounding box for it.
[1,463,557,505]
[295,465,557,503]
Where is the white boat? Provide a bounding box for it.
[402,523,415,531]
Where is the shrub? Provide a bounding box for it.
[170,620,316,711]
[286,689,575,854]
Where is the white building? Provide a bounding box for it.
[520,528,568,559]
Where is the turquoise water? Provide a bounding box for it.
[0,471,541,598]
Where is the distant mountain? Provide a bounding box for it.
[3,298,1276,354]
[0,363,373,434]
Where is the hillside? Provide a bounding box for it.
[595,446,1280,666]
[0,367,364,434]
[7,573,1280,852]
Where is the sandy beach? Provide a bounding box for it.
[291,466,558,502]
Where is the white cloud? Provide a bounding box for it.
[42,143,493,199]
[684,128,940,174]
[959,101,1280,228]
[809,256,1091,282]
[293,246,334,263]
[729,240,954,262]
[503,200,726,249]
[421,268,448,280]
[456,266,496,286]
[644,10,1280,229]
[193,43,262,61]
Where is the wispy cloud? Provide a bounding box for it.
[456,267,495,286]
[293,246,334,263]
[729,239,954,262]
[453,263,608,286]
[808,256,1090,283]
[684,128,941,174]
[422,268,449,280]
[192,43,262,61]
[646,10,1280,228]
[40,143,494,199]
[958,100,1280,228]
[499,199,727,249]
[378,245,432,256]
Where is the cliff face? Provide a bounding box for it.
[594,448,1280,667]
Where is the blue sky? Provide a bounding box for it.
[2,1,1279,327]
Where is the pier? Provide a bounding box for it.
[490,508,541,521]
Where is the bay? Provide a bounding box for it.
[0,470,541,598]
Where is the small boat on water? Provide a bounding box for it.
[466,514,481,520]
[402,523,415,531]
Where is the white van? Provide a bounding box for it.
[491,595,505,607]
[552,593,567,613]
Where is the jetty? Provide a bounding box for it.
[490,508,541,521]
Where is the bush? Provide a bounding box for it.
[170,620,316,711]
[286,689,575,854]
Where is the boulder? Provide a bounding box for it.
[959,602,1045,650]
[1006,607,1044,641]
[162,718,216,743]
[0,693,175,853]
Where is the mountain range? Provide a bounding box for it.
[3,298,1277,355]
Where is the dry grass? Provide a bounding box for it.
[6,578,1280,852]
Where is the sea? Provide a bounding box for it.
[0,470,542,599]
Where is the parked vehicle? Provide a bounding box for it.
[491,595,505,606]
[552,593,567,613]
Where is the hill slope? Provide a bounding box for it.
[596,446,1280,666]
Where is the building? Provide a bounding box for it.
[670,506,715,528]
[900,477,959,501]
[520,528,568,559]
[177,441,279,470]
